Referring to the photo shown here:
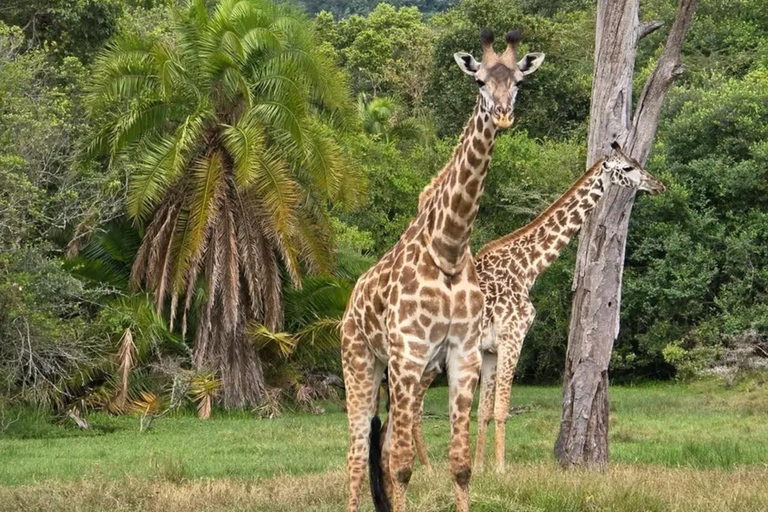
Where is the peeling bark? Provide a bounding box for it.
[555,0,696,469]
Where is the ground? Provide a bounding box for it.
[1,381,768,511]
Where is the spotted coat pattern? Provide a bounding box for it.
[340,100,495,512]
[412,153,666,473]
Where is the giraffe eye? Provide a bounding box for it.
[622,166,633,171]
[475,78,485,87]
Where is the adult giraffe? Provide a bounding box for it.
[413,142,665,473]
[340,29,545,512]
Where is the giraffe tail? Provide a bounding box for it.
[369,415,391,512]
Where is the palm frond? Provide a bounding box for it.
[247,323,297,359]
[116,328,136,409]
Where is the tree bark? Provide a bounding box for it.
[554,0,696,469]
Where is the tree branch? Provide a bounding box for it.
[628,0,697,161]
[638,20,664,41]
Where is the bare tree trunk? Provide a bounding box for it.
[555,0,696,469]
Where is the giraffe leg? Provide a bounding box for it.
[342,327,385,512]
[387,354,425,512]
[446,339,481,512]
[473,352,497,471]
[493,307,533,473]
[412,369,438,471]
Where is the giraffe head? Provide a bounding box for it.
[602,141,666,195]
[453,28,545,130]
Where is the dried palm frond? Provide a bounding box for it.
[253,387,284,419]
[189,372,221,419]
[115,328,135,409]
[247,324,298,359]
[131,391,164,416]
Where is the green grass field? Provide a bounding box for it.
[2,381,768,511]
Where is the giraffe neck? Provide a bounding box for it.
[421,101,497,274]
[478,159,607,288]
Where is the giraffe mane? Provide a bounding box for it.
[475,158,606,258]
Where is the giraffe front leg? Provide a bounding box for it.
[473,352,497,471]
[446,337,481,512]
[492,311,532,473]
[387,354,425,512]
[413,369,438,471]
[342,326,385,512]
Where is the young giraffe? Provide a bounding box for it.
[412,142,665,473]
[340,29,545,512]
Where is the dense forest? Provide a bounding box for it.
[1,0,767,416]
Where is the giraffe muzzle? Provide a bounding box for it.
[492,106,513,129]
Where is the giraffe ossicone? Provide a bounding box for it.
[340,28,545,512]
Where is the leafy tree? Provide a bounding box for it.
[324,4,435,109]
[297,0,456,18]
[87,0,361,408]
[0,0,124,62]
[338,133,446,255]
[619,66,768,378]
[357,94,432,145]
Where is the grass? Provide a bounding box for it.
[2,381,768,511]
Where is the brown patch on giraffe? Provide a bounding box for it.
[443,216,465,240]
[458,167,473,185]
[410,342,429,359]
[465,178,479,198]
[402,320,425,339]
[469,290,484,315]
[467,149,480,168]
[472,137,486,154]
[430,323,449,343]
[389,286,400,305]
[398,299,418,320]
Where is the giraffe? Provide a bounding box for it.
[340,29,545,512]
[411,142,665,473]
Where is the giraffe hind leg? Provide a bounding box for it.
[342,329,385,512]
[474,352,497,471]
[493,305,534,473]
[412,369,438,471]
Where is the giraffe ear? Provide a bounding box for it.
[454,52,480,76]
[517,52,545,75]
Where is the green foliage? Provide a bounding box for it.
[338,133,446,254]
[3,0,768,402]
[320,4,435,110]
[0,0,124,62]
[619,66,768,379]
[298,0,456,18]
[357,94,433,145]
[425,0,594,138]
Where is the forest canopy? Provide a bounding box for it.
[1,0,767,414]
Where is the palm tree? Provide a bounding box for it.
[357,93,432,145]
[86,0,361,408]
